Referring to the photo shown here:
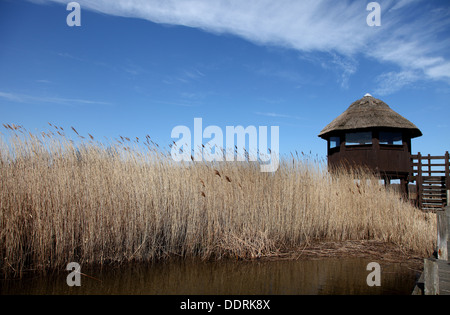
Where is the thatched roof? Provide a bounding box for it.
[318,94,422,139]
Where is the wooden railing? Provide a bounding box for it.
[411,152,450,211]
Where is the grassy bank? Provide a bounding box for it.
[0,124,436,277]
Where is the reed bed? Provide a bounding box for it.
[0,124,436,277]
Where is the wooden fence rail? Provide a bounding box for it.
[410,151,450,211]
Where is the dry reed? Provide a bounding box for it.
[0,124,436,278]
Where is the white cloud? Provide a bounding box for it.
[0,91,111,106]
[425,63,450,80]
[48,0,372,55]
[0,91,24,102]
[322,53,358,89]
[390,0,421,11]
[255,111,302,120]
[373,70,420,95]
[41,0,450,94]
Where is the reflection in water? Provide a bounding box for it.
[1,258,418,295]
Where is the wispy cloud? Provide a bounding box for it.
[121,59,149,76]
[320,53,358,89]
[148,99,201,107]
[0,91,111,106]
[390,0,422,11]
[0,92,24,103]
[255,111,302,120]
[35,79,52,84]
[163,67,206,85]
[42,0,450,94]
[252,65,306,85]
[56,52,84,62]
[373,71,421,96]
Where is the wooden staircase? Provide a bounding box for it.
[411,152,449,211]
[420,176,447,211]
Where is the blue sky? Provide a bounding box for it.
[1,0,449,158]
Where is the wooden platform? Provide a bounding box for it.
[413,259,450,295]
[413,206,450,295]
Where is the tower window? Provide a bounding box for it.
[345,132,372,146]
[379,131,402,145]
[330,137,340,149]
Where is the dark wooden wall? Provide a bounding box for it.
[327,128,412,178]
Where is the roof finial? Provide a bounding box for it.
[364,93,372,97]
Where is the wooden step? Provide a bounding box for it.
[422,196,446,200]
[422,205,445,210]
[423,201,446,204]
[422,187,446,191]
[422,194,446,198]
[422,201,446,205]
[422,191,447,195]
[423,196,446,201]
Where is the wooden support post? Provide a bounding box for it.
[445,151,449,181]
[445,151,449,206]
[417,152,423,209]
[427,154,432,176]
[437,207,449,260]
[447,190,450,208]
[400,177,408,200]
[447,206,450,260]
[420,205,450,295]
[424,258,439,295]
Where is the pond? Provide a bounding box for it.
[0,257,418,295]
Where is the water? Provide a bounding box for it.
[0,258,418,295]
